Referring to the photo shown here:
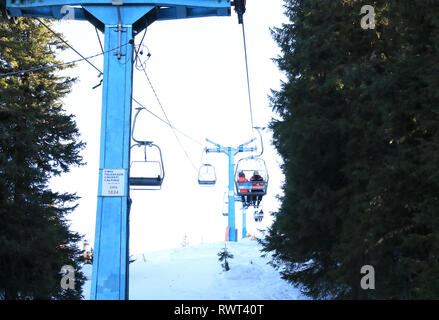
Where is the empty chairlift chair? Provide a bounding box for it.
[129,107,165,190]
[130,143,165,189]
[198,163,217,186]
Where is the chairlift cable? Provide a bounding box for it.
[4,21,203,160]
[35,18,103,77]
[95,27,104,56]
[0,44,125,78]
[1,19,124,78]
[236,4,260,153]
[6,20,203,172]
[133,28,148,67]
[138,65,199,173]
[241,20,254,133]
[28,17,218,177]
[38,23,200,172]
[131,98,204,147]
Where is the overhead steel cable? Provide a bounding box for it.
[0,46,123,78]
[138,64,200,172]
[233,0,254,132]
[241,19,254,132]
[0,23,129,78]
[133,28,147,67]
[35,18,103,77]
[11,21,205,170]
[95,27,104,56]
[131,97,205,148]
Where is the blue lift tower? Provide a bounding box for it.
[205,138,255,242]
[2,0,238,300]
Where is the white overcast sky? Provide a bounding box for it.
[49,1,289,254]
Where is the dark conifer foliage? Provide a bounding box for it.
[218,244,234,272]
[0,17,86,299]
[261,0,439,299]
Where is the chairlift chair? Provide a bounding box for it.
[198,163,217,186]
[253,210,263,222]
[129,143,165,190]
[235,156,269,208]
[253,210,259,221]
[258,210,264,221]
[129,107,165,190]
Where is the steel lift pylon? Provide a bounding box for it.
[3,0,234,300]
[205,137,255,242]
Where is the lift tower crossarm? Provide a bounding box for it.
[205,138,224,153]
[237,137,256,153]
[5,1,231,31]
[6,0,231,7]
[206,137,256,155]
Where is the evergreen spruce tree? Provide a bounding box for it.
[261,0,439,299]
[218,244,234,272]
[0,17,86,299]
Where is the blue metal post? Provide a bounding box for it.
[227,147,237,242]
[242,206,247,239]
[206,138,256,242]
[90,23,134,301]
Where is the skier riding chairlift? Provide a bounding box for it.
[254,209,263,222]
[250,170,264,207]
[238,171,249,206]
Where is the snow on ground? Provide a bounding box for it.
[81,238,307,300]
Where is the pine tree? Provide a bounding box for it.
[218,244,234,272]
[0,17,86,299]
[262,0,439,299]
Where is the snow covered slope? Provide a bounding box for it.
[81,238,306,300]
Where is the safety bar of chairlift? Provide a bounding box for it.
[198,176,216,185]
[236,181,267,195]
[198,179,216,186]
